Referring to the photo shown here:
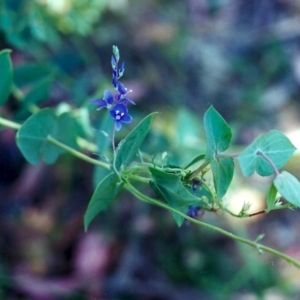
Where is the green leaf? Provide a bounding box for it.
[204,106,232,160]
[84,172,121,231]
[211,157,234,199]
[175,108,201,147]
[16,109,77,165]
[265,183,278,212]
[112,45,120,61]
[149,167,201,207]
[45,112,77,163]
[149,180,187,227]
[184,154,205,169]
[274,171,300,208]
[0,49,13,105]
[115,112,157,170]
[93,113,114,189]
[13,62,53,87]
[22,78,52,106]
[237,130,296,177]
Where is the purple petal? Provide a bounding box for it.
[111,55,117,69]
[119,62,125,76]
[121,114,133,124]
[114,120,122,131]
[112,76,118,88]
[123,97,136,105]
[90,99,107,107]
[103,90,114,104]
[117,82,127,95]
[112,103,128,114]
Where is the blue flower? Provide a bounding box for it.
[110,103,133,131]
[187,205,201,218]
[117,82,136,105]
[90,90,114,110]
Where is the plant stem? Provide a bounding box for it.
[256,150,280,176]
[111,127,116,151]
[187,160,211,180]
[0,117,21,130]
[124,180,300,268]
[0,116,111,169]
[47,136,111,170]
[224,207,266,218]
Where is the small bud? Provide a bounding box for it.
[119,61,125,77]
[111,55,117,69]
[112,45,120,62]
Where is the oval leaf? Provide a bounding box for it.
[0,49,13,105]
[115,112,157,170]
[211,157,234,200]
[274,171,300,208]
[16,109,77,165]
[84,172,121,231]
[204,106,232,160]
[16,108,55,164]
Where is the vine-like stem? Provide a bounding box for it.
[0,117,21,130]
[124,180,300,268]
[256,150,280,176]
[47,136,111,170]
[187,160,211,180]
[2,115,300,267]
[0,116,111,170]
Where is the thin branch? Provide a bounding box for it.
[124,180,300,268]
[0,117,21,130]
[47,136,111,170]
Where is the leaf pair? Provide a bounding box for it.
[203,106,234,199]
[84,113,156,230]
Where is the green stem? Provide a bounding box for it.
[47,136,110,170]
[0,117,21,130]
[0,116,111,170]
[124,180,300,268]
[187,160,211,180]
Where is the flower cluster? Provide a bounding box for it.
[91,46,135,131]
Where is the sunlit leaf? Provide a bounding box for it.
[265,183,278,212]
[211,157,234,199]
[274,171,300,208]
[237,130,296,177]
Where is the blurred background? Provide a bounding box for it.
[1,0,300,299]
